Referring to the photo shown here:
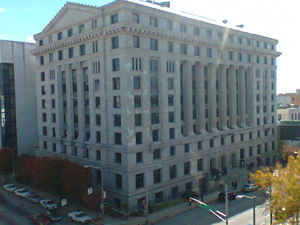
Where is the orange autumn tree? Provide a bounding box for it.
[252,145,300,224]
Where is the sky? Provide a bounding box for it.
[0,0,298,94]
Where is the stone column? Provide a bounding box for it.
[219,64,227,130]
[76,62,85,142]
[238,66,246,127]
[246,67,256,127]
[56,65,64,138]
[266,70,272,124]
[159,59,169,141]
[207,63,217,132]
[228,65,237,128]
[195,62,206,134]
[182,60,194,136]
[66,64,74,141]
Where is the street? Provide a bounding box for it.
[156,192,271,225]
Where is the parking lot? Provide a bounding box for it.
[1,182,100,225]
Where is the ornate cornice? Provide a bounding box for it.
[33,23,280,58]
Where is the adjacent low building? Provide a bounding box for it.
[0,40,37,154]
[32,0,280,210]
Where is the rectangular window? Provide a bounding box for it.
[169,165,177,179]
[39,40,43,46]
[133,76,141,89]
[168,111,175,123]
[152,129,159,142]
[169,128,175,139]
[167,20,173,31]
[133,36,140,48]
[79,44,86,56]
[96,150,101,160]
[170,146,176,156]
[68,28,73,37]
[68,47,74,58]
[168,42,173,53]
[168,78,174,89]
[136,152,143,163]
[111,36,119,49]
[150,16,158,27]
[194,46,200,56]
[115,133,122,145]
[96,131,101,143]
[112,58,120,71]
[134,95,142,108]
[133,13,139,24]
[40,72,45,81]
[96,114,101,126]
[116,174,122,189]
[92,40,98,53]
[95,97,101,109]
[115,152,122,163]
[58,50,63,60]
[184,143,190,153]
[198,141,202,150]
[113,96,121,108]
[180,23,186,33]
[194,27,200,36]
[92,19,97,29]
[151,112,160,124]
[48,53,53,63]
[184,161,191,175]
[114,114,121,127]
[207,47,212,58]
[40,56,44,65]
[136,132,143,145]
[79,24,85,33]
[197,158,203,171]
[57,32,62,40]
[150,39,158,51]
[111,14,118,24]
[113,77,120,90]
[136,173,144,189]
[153,169,161,184]
[135,113,142,126]
[153,149,161,160]
[150,59,158,73]
[180,44,187,55]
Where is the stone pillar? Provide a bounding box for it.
[195,62,206,134]
[246,67,256,127]
[66,64,74,141]
[228,65,237,128]
[56,65,64,138]
[207,63,217,132]
[238,66,246,127]
[219,64,227,130]
[77,62,85,142]
[159,59,169,141]
[182,60,194,136]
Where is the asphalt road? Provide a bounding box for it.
[156,192,270,225]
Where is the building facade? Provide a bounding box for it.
[0,40,37,155]
[277,107,300,121]
[277,90,300,107]
[33,0,280,210]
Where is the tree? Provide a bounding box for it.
[252,147,300,224]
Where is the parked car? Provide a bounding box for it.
[14,188,31,198]
[29,214,50,225]
[218,191,237,202]
[26,193,41,203]
[3,184,17,192]
[45,210,63,222]
[40,199,57,210]
[68,211,92,223]
[243,184,258,192]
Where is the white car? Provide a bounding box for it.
[14,188,31,198]
[68,211,92,223]
[40,199,57,210]
[3,184,17,192]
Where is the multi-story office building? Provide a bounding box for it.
[33,0,280,210]
[0,40,37,155]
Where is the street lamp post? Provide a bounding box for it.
[236,194,256,225]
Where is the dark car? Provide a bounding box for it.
[218,192,237,202]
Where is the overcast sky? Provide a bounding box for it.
[0,0,297,94]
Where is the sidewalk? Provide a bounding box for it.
[99,192,219,225]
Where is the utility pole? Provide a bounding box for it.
[225,183,229,225]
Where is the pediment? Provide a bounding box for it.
[43,3,98,34]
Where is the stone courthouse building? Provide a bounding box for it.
[33,0,280,210]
